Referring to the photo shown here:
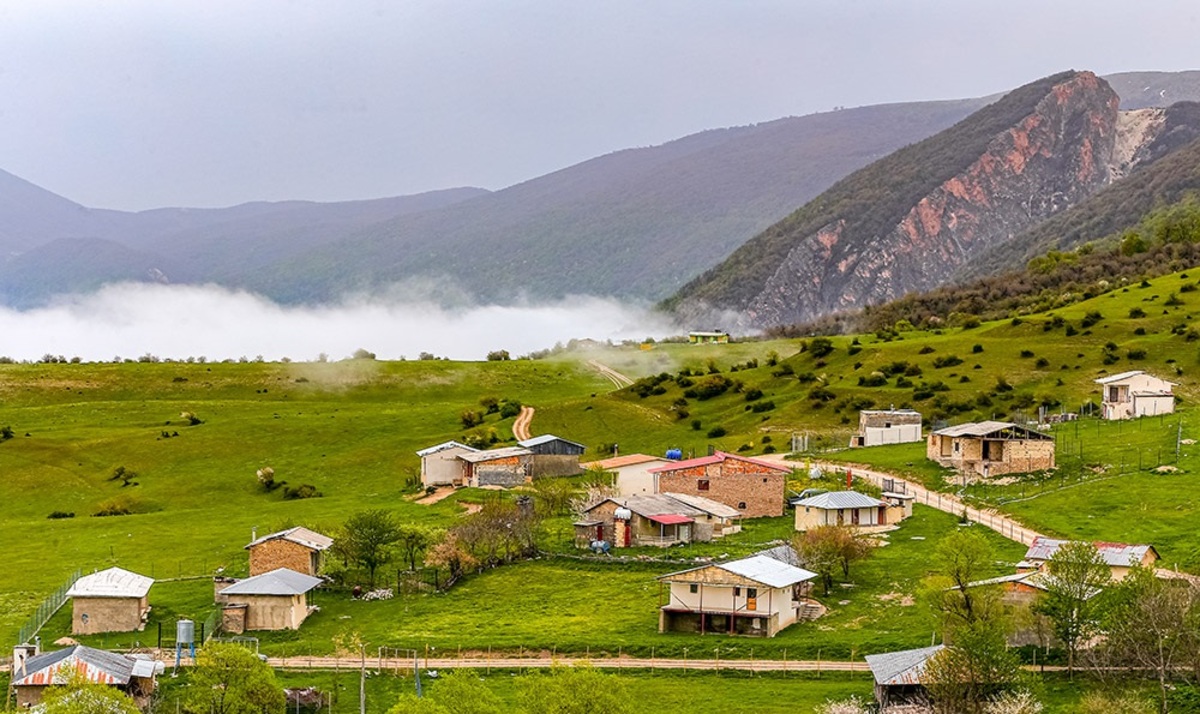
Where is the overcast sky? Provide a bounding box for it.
[1,0,1197,211]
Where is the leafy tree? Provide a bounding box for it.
[486,350,510,361]
[396,524,437,572]
[923,620,1026,714]
[39,670,140,714]
[793,525,869,595]
[187,641,285,714]
[926,529,1001,629]
[460,410,484,429]
[518,666,632,714]
[386,671,503,714]
[425,531,478,581]
[498,399,522,419]
[336,510,403,586]
[352,348,376,360]
[1033,541,1110,676]
[531,478,577,517]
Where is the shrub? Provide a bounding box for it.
[693,375,733,400]
[796,371,818,383]
[1065,325,1078,336]
[1035,358,1050,368]
[479,396,500,413]
[749,400,776,413]
[0,425,12,441]
[995,377,1014,392]
[706,426,727,438]
[1166,292,1184,306]
[283,484,322,500]
[762,444,777,454]
[1182,282,1199,293]
[352,348,377,360]
[1134,327,1146,335]
[460,410,484,428]
[972,344,984,353]
[857,372,888,387]
[918,345,936,354]
[486,349,511,361]
[808,387,837,402]
[1081,310,1103,328]
[47,511,75,519]
[180,411,203,426]
[1128,307,1147,318]
[895,376,914,388]
[847,345,862,356]
[744,388,764,402]
[691,419,702,431]
[932,355,963,368]
[772,364,794,378]
[807,337,835,358]
[1127,349,1147,360]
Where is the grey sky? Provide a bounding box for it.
[1,0,1196,211]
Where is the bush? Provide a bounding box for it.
[47,511,75,519]
[352,348,376,360]
[932,355,963,368]
[772,363,794,378]
[486,350,511,361]
[691,419,702,431]
[1034,358,1050,368]
[479,396,500,413]
[1081,310,1103,328]
[1129,307,1147,318]
[808,386,837,402]
[857,372,888,387]
[0,425,12,441]
[750,400,776,413]
[693,375,733,400]
[499,399,522,418]
[706,426,727,438]
[283,484,322,500]
[972,344,984,353]
[1127,349,1147,360]
[807,337,835,358]
[460,410,484,428]
[919,345,936,354]
[1019,350,1035,358]
[744,388,764,402]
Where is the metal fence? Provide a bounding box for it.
[17,569,81,645]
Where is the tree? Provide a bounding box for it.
[0,425,13,441]
[460,410,484,428]
[793,525,869,595]
[453,499,539,567]
[336,510,403,586]
[926,529,1001,628]
[425,531,478,582]
[187,641,285,714]
[385,671,504,714]
[486,349,510,361]
[1034,541,1111,676]
[397,525,437,572]
[923,620,1026,714]
[39,670,140,714]
[518,666,632,714]
[531,477,578,517]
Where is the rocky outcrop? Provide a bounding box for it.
[743,72,1121,328]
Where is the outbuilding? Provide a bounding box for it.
[518,434,586,477]
[850,409,923,447]
[66,567,153,635]
[216,568,322,633]
[926,421,1055,477]
[1095,370,1175,420]
[245,526,333,577]
[581,453,670,495]
[1020,537,1159,581]
[458,446,532,488]
[792,491,895,532]
[416,441,478,487]
[865,645,945,710]
[10,644,162,709]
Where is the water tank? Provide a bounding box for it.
[614,507,633,521]
[176,619,195,645]
[666,448,683,460]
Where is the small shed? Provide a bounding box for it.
[581,453,670,495]
[865,645,944,709]
[246,526,333,577]
[216,568,322,632]
[927,421,1055,477]
[1020,537,1159,581]
[1095,370,1175,420]
[416,440,478,487]
[66,567,153,635]
[518,434,586,477]
[458,446,533,488]
[10,644,162,709]
[792,491,895,532]
[851,409,922,447]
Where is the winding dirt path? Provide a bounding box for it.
[588,360,634,389]
[512,406,535,440]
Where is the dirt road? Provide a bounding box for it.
[512,406,535,440]
[589,360,634,389]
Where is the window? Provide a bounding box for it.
[733,587,741,597]
[689,584,698,594]
[747,588,757,599]
[698,479,710,491]
[953,442,961,454]
[762,477,768,483]
[738,501,747,509]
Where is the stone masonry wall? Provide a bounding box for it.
[249,539,318,577]
[655,461,785,518]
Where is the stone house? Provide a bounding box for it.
[657,554,818,637]
[850,409,922,447]
[458,446,532,488]
[577,495,704,548]
[926,421,1055,477]
[518,434,586,477]
[66,567,153,635]
[648,451,791,518]
[217,568,322,633]
[1020,537,1159,581]
[10,644,162,709]
[865,645,944,710]
[1095,370,1175,420]
[246,526,334,577]
[580,453,670,495]
[792,490,899,532]
[416,440,478,487]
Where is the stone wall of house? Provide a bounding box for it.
[249,539,319,576]
[72,596,145,635]
[471,456,528,487]
[582,500,619,546]
[991,439,1055,475]
[222,604,248,634]
[655,462,785,517]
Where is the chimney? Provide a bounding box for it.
[251,526,257,542]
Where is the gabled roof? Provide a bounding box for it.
[12,645,142,687]
[518,434,585,450]
[865,645,945,686]
[964,571,1100,598]
[1024,537,1158,568]
[580,453,668,470]
[660,492,742,519]
[659,554,817,589]
[416,440,479,457]
[932,421,1049,440]
[648,451,791,474]
[793,490,887,510]
[1095,370,1176,386]
[861,409,922,416]
[756,544,804,568]
[246,526,333,552]
[219,568,322,596]
[66,567,153,599]
[458,446,532,463]
[588,494,705,519]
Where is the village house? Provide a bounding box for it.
[792,491,903,532]
[416,440,478,487]
[926,421,1055,477]
[1020,537,1159,581]
[649,451,791,518]
[850,409,923,448]
[66,567,153,635]
[576,493,741,548]
[687,330,730,344]
[245,526,333,577]
[864,645,945,710]
[216,568,322,633]
[580,453,670,495]
[518,434,586,477]
[10,644,162,709]
[1095,370,1176,420]
[458,446,532,488]
[657,553,818,637]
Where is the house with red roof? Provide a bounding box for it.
[649,451,791,518]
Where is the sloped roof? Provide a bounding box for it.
[589,494,705,519]
[1024,537,1158,567]
[518,434,585,450]
[661,492,742,519]
[932,421,1049,439]
[458,446,532,463]
[580,453,667,470]
[865,645,945,686]
[416,441,478,457]
[861,409,922,416]
[719,555,817,588]
[756,544,804,568]
[648,451,791,474]
[12,645,138,687]
[246,526,333,552]
[219,568,322,596]
[66,567,153,599]
[1095,370,1176,387]
[793,490,887,510]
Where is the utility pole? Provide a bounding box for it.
[359,643,366,714]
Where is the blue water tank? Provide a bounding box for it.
[666,448,683,460]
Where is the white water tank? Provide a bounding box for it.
[177,619,195,644]
[614,507,632,521]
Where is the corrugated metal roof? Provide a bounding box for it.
[66,567,153,599]
[864,645,945,686]
[1024,537,1157,568]
[13,645,137,687]
[595,494,705,518]
[457,446,532,463]
[648,451,791,474]
[416,441,479,457]
[861,409,922,416]
[246,526,333,552]
[518,434,585,450]
[756,544,804,568]
[793,490,886,510]
[219,568,322,596]
[1095,369,1147,384]
[718,555,818,588]
[660,492,742,519]
[932,421,1050,440]
[648,514,694,525]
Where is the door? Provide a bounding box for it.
[623,523,631,547]
[596,525,604,542]
[747,588,758,611]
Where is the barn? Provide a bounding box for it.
[518,434,586,477]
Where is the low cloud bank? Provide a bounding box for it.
[0,283,678,362]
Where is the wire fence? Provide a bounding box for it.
[16,569,81,645]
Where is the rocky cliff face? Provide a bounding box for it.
[743,72,1121,328]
